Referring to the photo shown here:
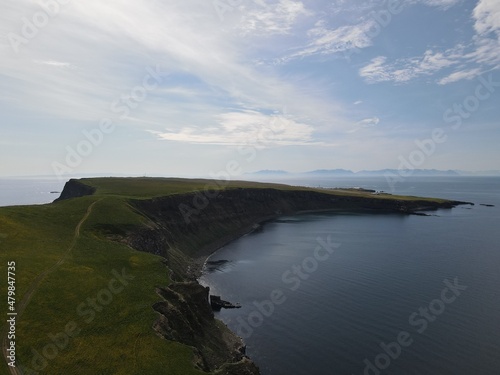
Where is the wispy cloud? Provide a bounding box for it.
[417,0,461,9]
[151,110,317,146]
[238,0,311,35]
[473,0,500,36]
[274,0,464,65]
[359,49,460,84]
[438,68,482,85]
[277,19,374,62]
[359,0,500,85]
[348,116,380,133]
[0,0,345,138]
[34,60,74,68]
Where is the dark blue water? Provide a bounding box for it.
[200,177,500,375]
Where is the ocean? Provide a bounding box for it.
[0,178,66,207]
[200,176,500,375]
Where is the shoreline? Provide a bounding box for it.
[188,204,468,280]
[52,178,473,374]
[189,215,277,280]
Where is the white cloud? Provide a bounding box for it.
[356,117,380,127]
[360,48,464,84]
[34,60,73,68]
[417,0,461,9]
[276,0,462,65]
[238,0,311,35]
[348,116,380,133]
[152,110,316,146]
[276,19,375,63]
[438,68,482,85]
[0,0,346,141]
[359,0,500,85]
[358,56,391,83]
[473,0,500,36]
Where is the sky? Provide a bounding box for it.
[1,0,499,178]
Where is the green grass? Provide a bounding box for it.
[0,195,207,375]
[81,176,448,203]
[81,177,295,199]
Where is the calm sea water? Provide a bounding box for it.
[200,177,500,375]
[0,178,66,207]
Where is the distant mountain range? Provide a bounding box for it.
[246,169,500,177]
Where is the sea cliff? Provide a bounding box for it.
[53,178,471,374]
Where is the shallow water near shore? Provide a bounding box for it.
[200,177,500,375]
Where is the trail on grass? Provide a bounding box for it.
[2,199,100,375]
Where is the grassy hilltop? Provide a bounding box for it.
[0,177,463,375]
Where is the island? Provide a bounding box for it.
[0,177,472,375]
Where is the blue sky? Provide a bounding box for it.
[1,0,499,178]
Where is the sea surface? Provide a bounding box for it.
[200,176,500,375]
[0,178,66,207]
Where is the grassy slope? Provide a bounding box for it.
[0,194,205,375]
[80,177,448,202]
[0,178,451,375]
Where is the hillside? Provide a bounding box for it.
[0,178,469,375]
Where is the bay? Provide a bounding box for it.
[200,177,500,375]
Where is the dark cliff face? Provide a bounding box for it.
[54,179,96,202]
[129,188,463,277]
[153,282,259,374]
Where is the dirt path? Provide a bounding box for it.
[2,199,100,375]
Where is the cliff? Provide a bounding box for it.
[51,178,470,374]
[53,178,96,201]
[127,187,468,278]
[153,282,259,374]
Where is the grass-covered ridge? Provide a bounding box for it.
[0,194,208,375]
[79,177,294,199]
[0,177,464,375]
[80,176,450,203]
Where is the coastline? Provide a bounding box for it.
[51,178,473,374]
[188,203,471,280]
[186,202,475,372]
[190,218,272,279]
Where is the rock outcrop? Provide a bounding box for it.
[152,282,258,374]
[53,179,96,202]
